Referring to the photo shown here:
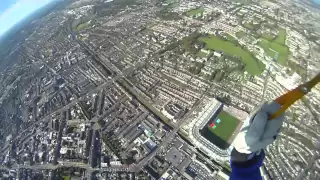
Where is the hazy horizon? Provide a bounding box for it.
[0,0,57,37]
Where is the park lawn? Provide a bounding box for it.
[244,23,254,30]
[186,7,204,16]
[261,33,274,41]
[223,33,237,43]
[275,28,286,45]
[196,50,208,58]
[259,39,269,50]
[63,176,71,180]
[44,49,51,57]
[259,39,277,58]
[165,0,176,4]
[198,35,265,75]
[76,22,90,31]
[207,110,240,141]
[231,0,249,3]
[270,42,289,65]
[157,12,181,20]
[259,39,289,65]
[266,49,277,59]
[236,31,246,38]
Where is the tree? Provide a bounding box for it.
[214,71,225,82]
[209,71,217,81]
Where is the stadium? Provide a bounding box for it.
[185,98,248,162]
[199,103,245,150]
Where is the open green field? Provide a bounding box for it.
[186,7,204,16]
[261,33,274,41]
[259,29,289,65]
[271,43,289,65]
[259,39,278,59]
[236,31,246,38]
[164,0,177,4]
[244,23,254,30]
[75,22,90,31]
[231,0,251,3]
[196,50,208,58]
[157,11,181,20]
[198,35,265,75]
[275,29,286,45]
[223,33,237,43]
[207,110,240,141]
[63,176,71,180]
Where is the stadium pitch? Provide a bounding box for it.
[200,109,241,150]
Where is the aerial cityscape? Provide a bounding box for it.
[0,0,319,179]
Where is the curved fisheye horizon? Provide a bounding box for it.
[0,0,57,37]
[0,0,319,180]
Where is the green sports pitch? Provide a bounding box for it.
[207,110,240,142]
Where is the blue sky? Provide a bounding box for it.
[0,0,56,36]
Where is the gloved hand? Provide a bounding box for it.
[233,101,285,155]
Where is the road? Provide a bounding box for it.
[0,55,144,155]
[133,87,210,170]
[0,79,113,154]
[4,161,134,172]
[134,123,182,170]
[1,27,167,173]
[296,154,320,180]
[116,111,149,138]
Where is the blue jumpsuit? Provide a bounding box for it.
[230,150,265,180]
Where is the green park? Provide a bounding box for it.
[235,31,246,38]
[75,22,90,31]
[185,7,204,16]
[259,29,289,65]
[198,34,265,75]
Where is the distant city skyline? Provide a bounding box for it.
[0,0,56,37]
